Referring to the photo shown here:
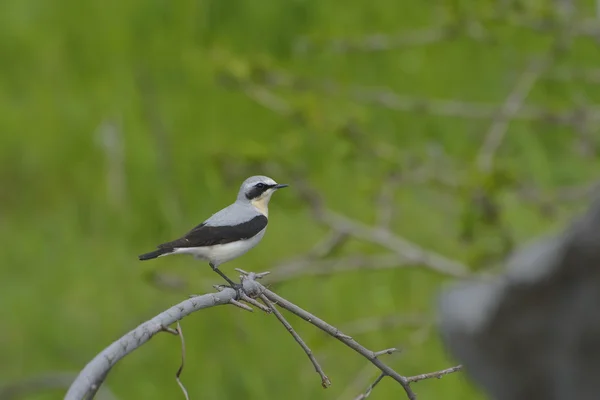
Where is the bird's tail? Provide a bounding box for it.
[138,248,172,261]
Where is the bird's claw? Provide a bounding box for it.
[229,283,244,300]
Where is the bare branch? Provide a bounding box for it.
[67,271,462,400]
[405,365,463,383]
[293,16,600,55]
[239,292,272,313]
[65,288,239,400]
[259,294,331,388]
[357,91,600,127]
[518,181,600,205]
[373,348,400,357]
[260,287,417,400]
[478,58,546,172]
[354,372,386,400]
[235,69,600,128]
[229,299,254,312]
[294,23,488,54]
[319,209,473,279]
[242,85,293,116]
[337,363,379,400]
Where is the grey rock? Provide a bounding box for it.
[438,197,600,400]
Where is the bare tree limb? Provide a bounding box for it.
[65,288,240,400]
[68,270,462,400]
[319,209,473,279]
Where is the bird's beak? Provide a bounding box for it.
[274,183,289,189]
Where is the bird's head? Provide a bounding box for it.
[238,175,288,216]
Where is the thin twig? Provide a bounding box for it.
[373,348,400,357]
[239,292,272,313]
[477,58,547,172]
[243,85,293,116]
[229,299,254,312]
[405,365,463,383]
[336,363,377,400]
[354,372,386,400]
[259,294,331,388]
[213,284,255,312]
[260,288,417,400]
[160,326,179,336]
[174,323,189,400]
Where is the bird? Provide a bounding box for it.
[138,175,288,288]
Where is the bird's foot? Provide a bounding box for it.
[230,282,244,300]
[213,282,244,300]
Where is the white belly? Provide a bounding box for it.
[171,228,266,266]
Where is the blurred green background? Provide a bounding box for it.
[1,0,600,399]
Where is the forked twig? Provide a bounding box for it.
[354,372,386,400]
[259,294,331,388]
[174,323,189,400]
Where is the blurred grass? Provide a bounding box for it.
[1,1,599,399]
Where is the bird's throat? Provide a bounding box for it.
[251,197,269,217]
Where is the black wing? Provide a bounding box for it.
[157,215,268,250]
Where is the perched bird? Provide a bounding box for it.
[138,175,288,288]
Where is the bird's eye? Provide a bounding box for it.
[255,183,266,189]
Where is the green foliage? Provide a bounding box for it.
[1,1,599,399]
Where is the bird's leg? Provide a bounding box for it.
[210,263,243,297]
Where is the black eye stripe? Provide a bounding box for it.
[245,184,273,200]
